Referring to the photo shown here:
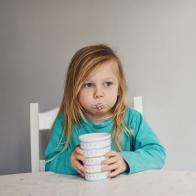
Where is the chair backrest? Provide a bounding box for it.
[30,104,60,172]
[133,96,143,115]
[30,96,143,172]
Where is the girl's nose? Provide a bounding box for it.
[94,87,104,98]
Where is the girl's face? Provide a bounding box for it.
[78,60,119,124]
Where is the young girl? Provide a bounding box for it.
[45,44,166,177]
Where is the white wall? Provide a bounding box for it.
[1,0,196,174]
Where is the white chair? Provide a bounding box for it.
[30,96,143,172]
[133,96,143,115]
[30,104,60,172]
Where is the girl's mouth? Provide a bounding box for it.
[93,103,105,110]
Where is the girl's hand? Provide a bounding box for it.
[70,147,86,177]
[101,151,128,178]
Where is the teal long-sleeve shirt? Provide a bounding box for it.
[44,108,166,175]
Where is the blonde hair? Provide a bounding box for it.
[54,44,132,151]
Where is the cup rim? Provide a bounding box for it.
[79,133,110,142]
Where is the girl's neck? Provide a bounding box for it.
[85,112,113,125]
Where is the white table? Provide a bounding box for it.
[0,170,196,196]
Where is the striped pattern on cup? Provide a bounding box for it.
[79,133,111,181]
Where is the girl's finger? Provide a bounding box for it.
[74,160,86,174]
[108,168,121,178]
[104,151,118,158]
[75,154,85,162]
[102,156,117,165]
[75,147,84,155]
[77,168,85,177]
[102,163,118,172]
[76,168,85,177]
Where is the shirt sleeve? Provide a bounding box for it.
[44,114,77,175]
[120,110,166,174]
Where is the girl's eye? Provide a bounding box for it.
[104,82,113,87]
[83,83,93,88]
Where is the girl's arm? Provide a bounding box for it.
[120,110,166,174]
[44,114,77,175]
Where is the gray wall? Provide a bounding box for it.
[1,0,196,174]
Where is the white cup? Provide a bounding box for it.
[79,133,111,181]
